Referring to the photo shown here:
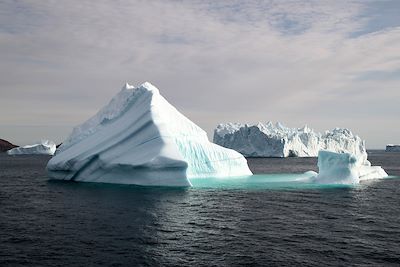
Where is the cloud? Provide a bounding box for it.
[0,0,399,147]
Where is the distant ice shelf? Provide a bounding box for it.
[47,82,252,186]
[214,122,366,158]
[386,144,400,152]
[7,140,56,155]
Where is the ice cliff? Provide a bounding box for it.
[386,144,400,152]
[7,140,56,155]
[214,122,366,157]
[47,82,252,186]
[310,150,388,184]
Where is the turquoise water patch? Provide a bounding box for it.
[189,174,400,190]
[189,174,353,190]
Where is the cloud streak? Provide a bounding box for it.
[0,0,399,148]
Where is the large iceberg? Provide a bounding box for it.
[214,122,366,157]
[7,140,56,155]
[386,144,400,152]
[47,82,252,186]
[311,150,388,184]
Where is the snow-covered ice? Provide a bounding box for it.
[47,82,252,186]
[386,144,400,152]
[7,140,56,155]
[310,150,388,184]
[214,122,366,157]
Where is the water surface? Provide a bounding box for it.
[0,151,399,266]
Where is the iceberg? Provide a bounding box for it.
[386,144,400,152]
[311,150,388,184]
[7,140,56,155]
[47,82,252,186]
[214,122,366,157]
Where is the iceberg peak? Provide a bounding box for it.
[134,82,160,95]
[123,82,135,90]
[300,125,311,133]
[7,140,56,155]
[140,81,157,90]
[48,82,252,186]
[122,82,158,92]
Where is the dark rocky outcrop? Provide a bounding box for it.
[0,139,18,152]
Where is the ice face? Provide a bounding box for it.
[312,150,388,184]
[7,140,56,155]
[214,122,367,158]
[47,82,252,186]
[386,145,400,152]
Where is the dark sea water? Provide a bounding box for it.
[1,151,399,266]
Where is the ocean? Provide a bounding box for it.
[1,151,399,266]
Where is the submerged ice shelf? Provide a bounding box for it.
[47,82,252,186]
[7,140,56,155]
[214,122,366,158]
[189,173,315,189]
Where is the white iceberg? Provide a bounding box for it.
[214,122,366,157]
[7,140,56,155]
[311,150,388,184]
[386,144,400,152]
[47,82,252,186]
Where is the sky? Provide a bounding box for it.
[0,0,399,148]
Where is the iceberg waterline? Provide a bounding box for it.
[46,81,388,187]
[47,82,252,186]
[191,150,389,187]
[214,122,366,157]
[7,140,56,155]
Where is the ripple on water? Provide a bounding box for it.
[0,152,399,266]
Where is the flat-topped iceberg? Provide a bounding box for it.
[311,150,388,184]
[214,122,366,157]
[47,82,252,186]
[7,140,56,155]
[386,144,400,152]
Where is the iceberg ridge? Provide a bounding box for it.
[386,144,400,152]
[214,122,366,158]
[48,82,252,186]
[7,140,56,155]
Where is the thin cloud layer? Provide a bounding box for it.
[0,0,399,147]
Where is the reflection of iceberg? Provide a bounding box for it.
[47,82,252,186]
[312,150,388,184]
[214,122,366,157]
[7,140,56,155]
